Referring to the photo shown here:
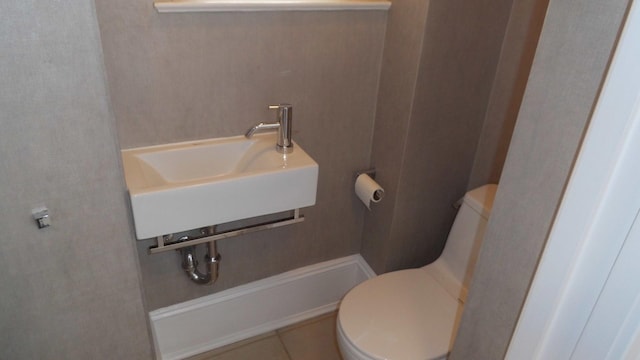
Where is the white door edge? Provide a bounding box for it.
[506,0,640,358]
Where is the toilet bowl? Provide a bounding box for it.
[337,184,498,360]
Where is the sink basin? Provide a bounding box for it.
[122,133,318,239]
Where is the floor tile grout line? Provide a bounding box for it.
[188,312,342,359]
[276,331,294,360]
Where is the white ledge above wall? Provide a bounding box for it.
[154,0,392,13]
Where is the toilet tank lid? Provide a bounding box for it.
[463,184,498,219]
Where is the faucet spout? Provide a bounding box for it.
[245,122,280,138]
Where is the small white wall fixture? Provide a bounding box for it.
[150,255,375,360]
[506,1,640,358]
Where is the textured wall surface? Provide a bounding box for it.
[0,0,152,358]
[360,0,431,273]
[467,0,550,189]
[94,1,387,309]
[362,0,515,273]
[451,1,630,358]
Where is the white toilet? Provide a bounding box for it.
[337,184,498,360]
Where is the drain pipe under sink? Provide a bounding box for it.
[151,211,305,286]
[178,236,221,286]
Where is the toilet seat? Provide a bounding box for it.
[337,268,460,360]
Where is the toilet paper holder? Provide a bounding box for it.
[354,168,384,209]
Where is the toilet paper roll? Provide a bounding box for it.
[355,173,384,210]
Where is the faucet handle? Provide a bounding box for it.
[268,104,293,110]
[268,104,292,127]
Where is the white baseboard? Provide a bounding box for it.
[150,254,376,360]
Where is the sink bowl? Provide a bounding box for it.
[122,133,318,239]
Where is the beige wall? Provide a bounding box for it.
[468,0,549,189]
[94,1,387,309]
[359,0,431,272]
[451,0,630,358]
[362,0,516,273]
[0,0,152,358]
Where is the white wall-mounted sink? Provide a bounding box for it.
[122,133,318,239]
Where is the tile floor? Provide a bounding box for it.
[187,312,343,360]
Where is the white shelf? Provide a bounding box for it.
[154,0,391,13]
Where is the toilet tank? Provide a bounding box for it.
[426,184,498,303]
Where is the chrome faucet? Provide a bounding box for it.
[245,103,293,154]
